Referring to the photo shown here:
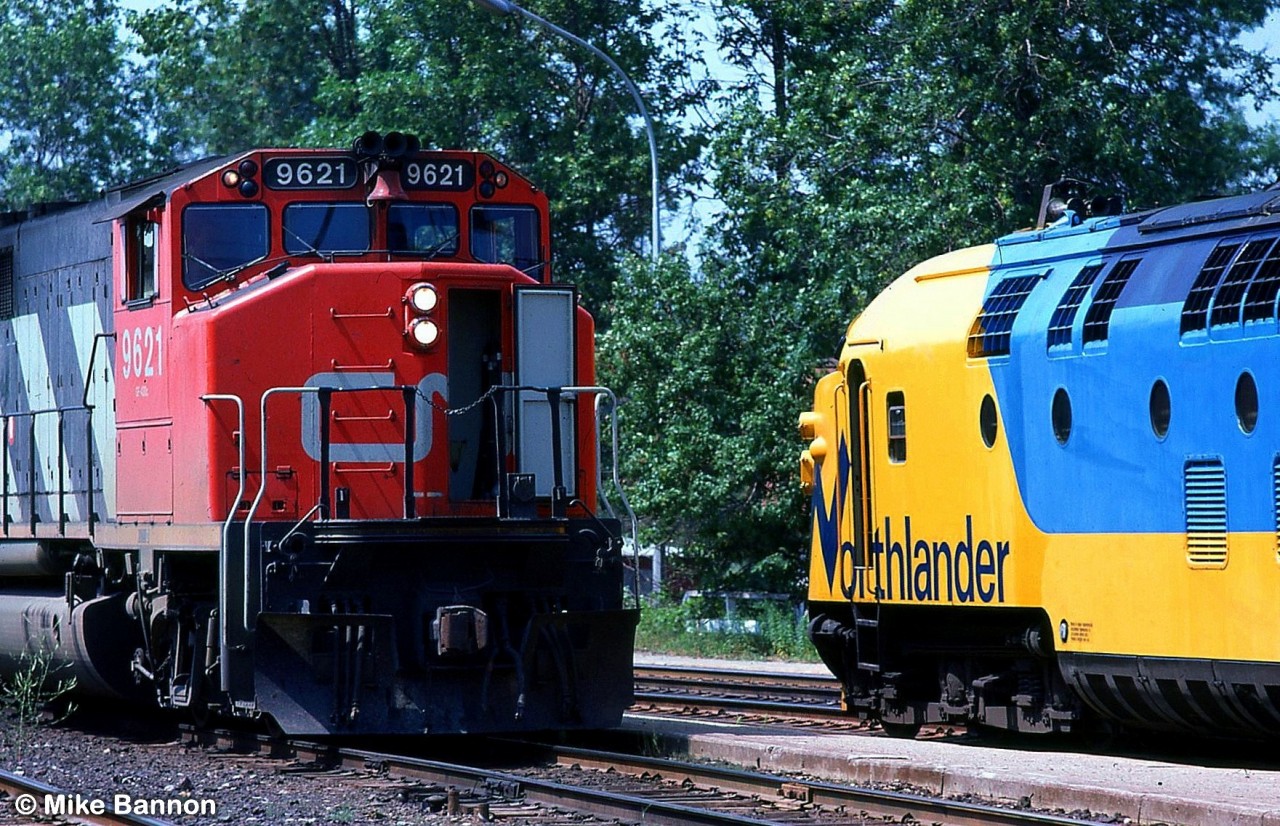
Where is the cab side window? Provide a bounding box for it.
[127,217,159,304]
[887,391,907,463]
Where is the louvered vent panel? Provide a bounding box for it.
[1081,259,1141,343]
[1184,460,1227,567]
[966,273,1043,357]
[1046,264,1103,350]
[1211,238,1275,326]
[0,247,12,320]
[1182,243,1239,334]
[1274,456,1280,563]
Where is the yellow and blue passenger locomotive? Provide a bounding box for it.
[803,184,1280,738]
[0,132,637,735]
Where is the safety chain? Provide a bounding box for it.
[417,383,502,417]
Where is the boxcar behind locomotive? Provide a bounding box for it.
[803,183,1280,739]
[0,132,638,735]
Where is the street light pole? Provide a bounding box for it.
[472,0,661,262]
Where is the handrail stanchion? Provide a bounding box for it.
[201,393,245,694]
[82,332,115,536]
[244,387,319,632]
[2,415,9,535]
[318,389,332,519]
[56,410,65,533]
[547,388,566,518]
[567,386,639,609]
[402,387,415,519]
[27,416,35,534]
[492,394,508,518]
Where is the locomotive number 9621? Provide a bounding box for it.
[263,157,359,190]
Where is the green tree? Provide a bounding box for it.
[711,0,1280,288]
[0,0,148,208]
[599,255,851,594]
[317,0,709,310]
[130,0,355,159]
[606,0,1280,594]
[132,0,710,310]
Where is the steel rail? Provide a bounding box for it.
[545,744,1112,826]
[635,665,841,699]
[633,665,846,720]
[631,691,847,721]
[0,768,176,826]
[181,726,1108,826]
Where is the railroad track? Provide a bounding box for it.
[0,768,175,826]
[632,664,858,726]
[180,726,1109,826]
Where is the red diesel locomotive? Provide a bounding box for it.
[0,132,638,735]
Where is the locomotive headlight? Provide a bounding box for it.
[406,283,438,313]
[798,411,821,440]
[408,318,440,348]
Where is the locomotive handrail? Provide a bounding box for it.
[0,404,91,537]
[242,383,636,624]
[201,393,245,693]
[588,388,640,607]
[245,386,322,632]
[244,383,416,629]
[80,332,116,409]
[82,332,116,535]
[484,384,638,605]
[857,379,880,600]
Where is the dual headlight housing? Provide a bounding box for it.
[404,282,439,349]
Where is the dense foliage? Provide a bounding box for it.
[0,0,148,206]
[2,0,1279,596]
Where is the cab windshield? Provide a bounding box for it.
[283,202,371,255]
[388,203,459,256]
[183,203,269,290]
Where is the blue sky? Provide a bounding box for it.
[1238,10,1280,125]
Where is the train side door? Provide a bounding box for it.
[845,359,885,676]
[845,360,876,595]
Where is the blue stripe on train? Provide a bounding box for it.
[983,211,1280,535]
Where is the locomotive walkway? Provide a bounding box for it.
[634,654,1280,826]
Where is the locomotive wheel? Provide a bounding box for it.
[878,720,922,739]
[190,701,216,729]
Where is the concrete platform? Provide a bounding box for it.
[631,654,1280,825]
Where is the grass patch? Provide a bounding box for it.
[634,596,820,661]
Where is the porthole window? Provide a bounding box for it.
[1052,388,1072,445]
[1149,379,1171,439]
[980,395,998,448]
[1236,371,1259,434]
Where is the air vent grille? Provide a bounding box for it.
[1185,459,1227,567]
[1082,259,1141,343]
[0,247,12,320]
[1047,263,1103,350]
[967,273,1043,357]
